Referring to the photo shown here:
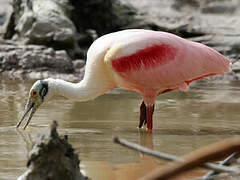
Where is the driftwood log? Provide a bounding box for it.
[18,121,87,180]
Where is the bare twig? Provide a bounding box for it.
[113,137,237,173]
[192,152,240,180]
[113,137,240,180]
[202,152,240,179]
[142,137,240,180]
[113,136,179,162]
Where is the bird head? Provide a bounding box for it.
[16,80,51,129]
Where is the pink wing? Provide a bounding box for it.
[111,31,231,93]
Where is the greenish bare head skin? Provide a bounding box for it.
[16,80,49,129]
[30,80,48,104]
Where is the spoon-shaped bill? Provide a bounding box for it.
[16,98,35,128]
[23,106,37,129]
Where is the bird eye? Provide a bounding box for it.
[32,91,37,96]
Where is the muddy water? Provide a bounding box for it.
[1,78,240,180]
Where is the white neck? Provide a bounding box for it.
[50,78,109,102]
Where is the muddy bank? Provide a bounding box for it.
[0,0,239,81]
[18,121,87,180]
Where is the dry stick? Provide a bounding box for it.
[113,137,181,164]
[192,152,240,180]
[113,137,240,180]
[140,137,240,180]
[113,137,237,174]
[202,152,240,179]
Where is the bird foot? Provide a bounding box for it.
[138,101,154,131]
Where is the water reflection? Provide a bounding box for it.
[16,129,34,154]
[1,79,240,179]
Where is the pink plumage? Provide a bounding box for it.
[96,29,230,131]
[84,29,231,131]
[112,44,177,72]
[18,29,231,131]
[108,30,230,102]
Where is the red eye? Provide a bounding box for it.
[33,91,37,96]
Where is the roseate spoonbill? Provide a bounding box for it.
[16,29,231,131]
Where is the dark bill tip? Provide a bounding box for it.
[16,98,35,129]
[23,106,37,130]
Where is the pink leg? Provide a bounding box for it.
[140,89,171,130]
[146,104,155,131]
[139,100,146,128]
